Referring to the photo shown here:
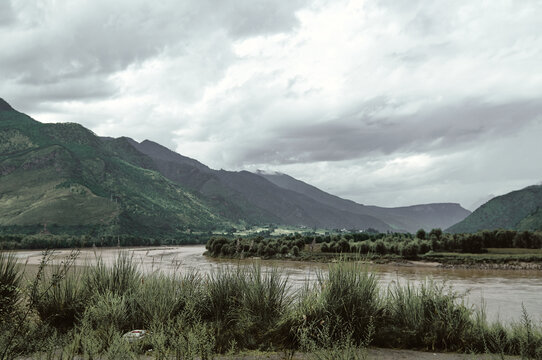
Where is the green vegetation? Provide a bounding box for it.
[2,251,542,359]
[448,184,542,233]
[206,229,542,267]
[0,233,215,250]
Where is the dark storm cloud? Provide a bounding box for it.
[8,76,116,113]
[238,98,542,164]
[0,0,308,109]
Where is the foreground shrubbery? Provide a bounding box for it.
[1,251,542,359]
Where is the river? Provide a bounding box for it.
[12,245,542,322]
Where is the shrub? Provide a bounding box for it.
[358,241,370,254]
[374,240,387,255]
[320,243,329,252]
[280,245,289,255]
[400,241,419,259]
[81,291,130,334]
[264,245,276,257]
[419,240,431,254]
[337,239,350,253]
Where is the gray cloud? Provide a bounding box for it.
[0,1,14,27]
[1,0,308,107]
[2,0,542,208]
[215,98,542,165]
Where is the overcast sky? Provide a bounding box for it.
[2,0,542,209]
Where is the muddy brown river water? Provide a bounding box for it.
[12,245,542,322]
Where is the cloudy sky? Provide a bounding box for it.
[2,0,542,209]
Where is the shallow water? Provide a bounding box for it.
[12,245,542,322]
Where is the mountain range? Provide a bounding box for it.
[1,98,473,236]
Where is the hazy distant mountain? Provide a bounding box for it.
[257,171,471,233]
[448,184,542,233]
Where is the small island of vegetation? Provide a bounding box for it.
[205,229,542,269]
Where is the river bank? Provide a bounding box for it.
[207,251,542,270]
[3,249,539,359]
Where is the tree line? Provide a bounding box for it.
[0,233,210,250]
[206,229,542,260]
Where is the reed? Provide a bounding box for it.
[3,253,542,359]
[381,280,472,351]
[0,252,22,321]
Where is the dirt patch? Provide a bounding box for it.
[212,348,518,360]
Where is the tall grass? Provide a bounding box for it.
[83,251,141,296]
[203,264,291,351]
[320,262,381,342]
[32,268,86,330]
[2,253,542,359]
[134,271,203,327]
[0,252,22,321]
[277,261,380,350]
[381,280,472,350]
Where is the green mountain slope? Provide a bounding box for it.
[0,98,229,236]
[447,184,542,233]
[128,140,393,231]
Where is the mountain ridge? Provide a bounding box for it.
[1,98,472,234]
[257,171,471,233]
[447,184,542,233]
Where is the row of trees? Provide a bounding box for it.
[206,229,542,260]
[320,229,542,256]
[0,233,209,250]
[321,238,430,259]
[206,236,304,258]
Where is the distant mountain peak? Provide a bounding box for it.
[131,138,211,172]
[0,98,14,111]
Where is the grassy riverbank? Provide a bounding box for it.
[2,251,542,359]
